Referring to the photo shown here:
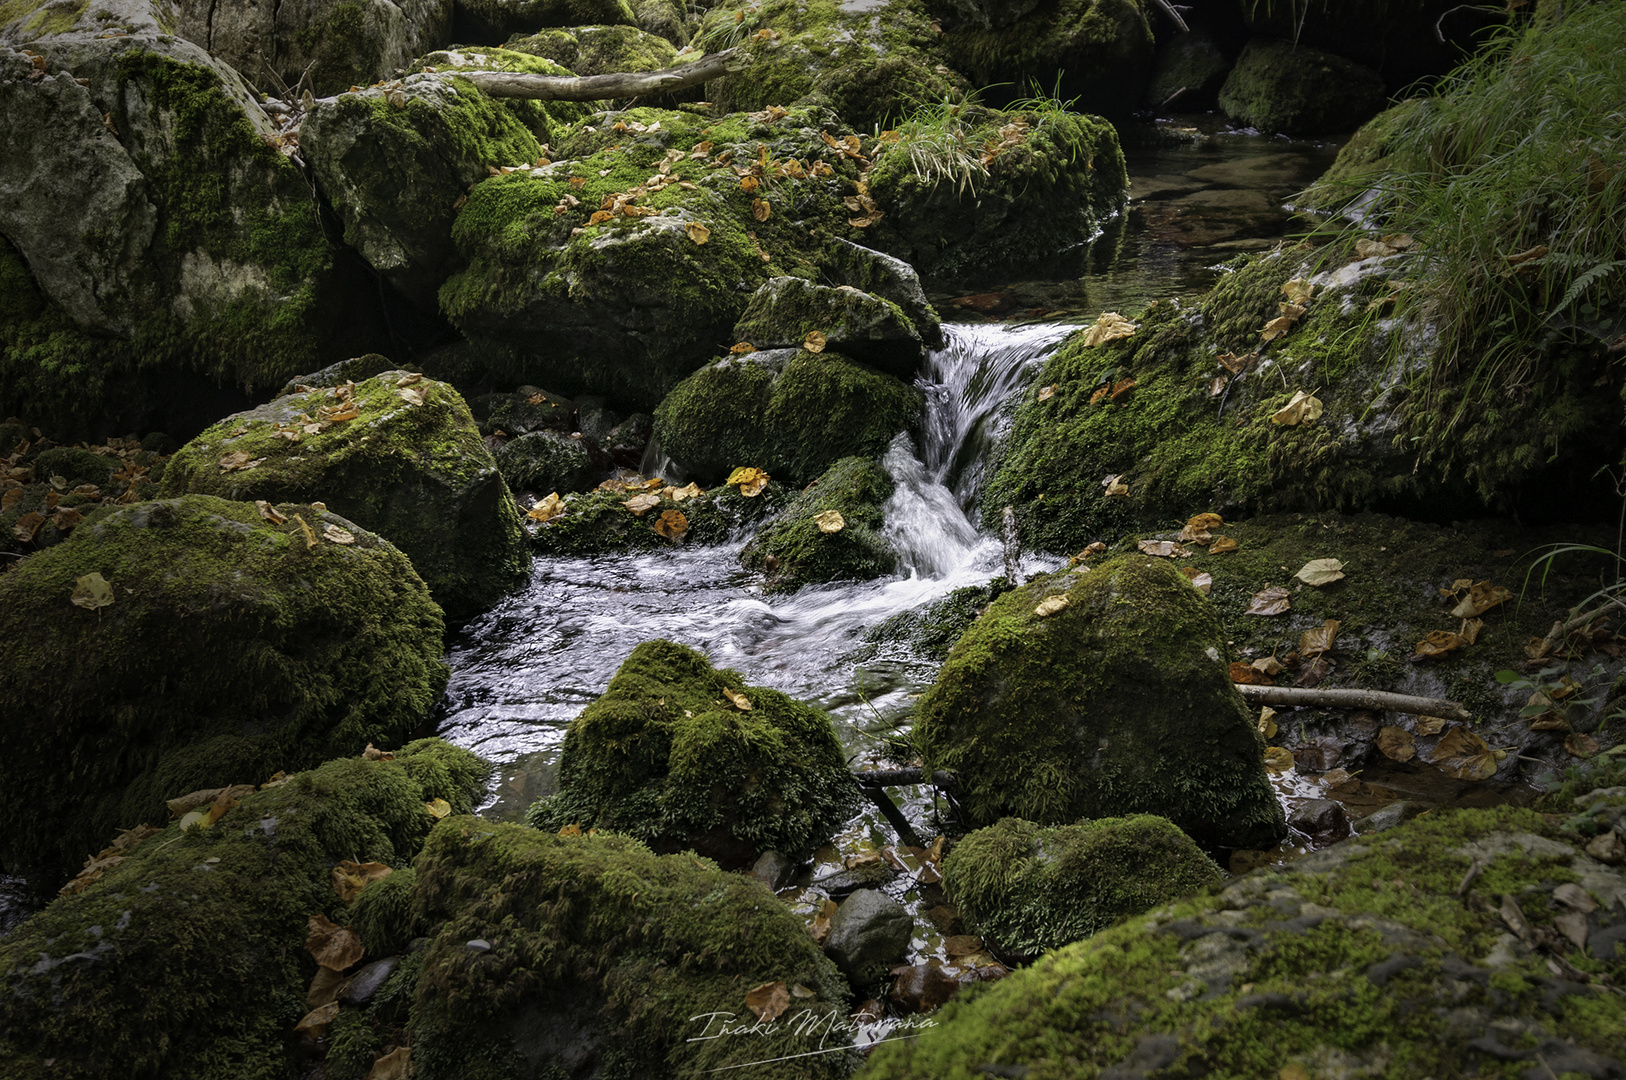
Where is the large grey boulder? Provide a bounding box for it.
[824,888,913,984]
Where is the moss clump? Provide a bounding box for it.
[853,577,1013,664]
[696,0,967,130]
[0,741,490,1080]
[0,495,449,882]
[863,102,1128,283]
[915,555,1286,850]
[1217,38,1387,137]
[158,372,529,621]
[741,455,897,592]
[654,347,922,486]
[502,23,678,75]
[862,802,1626,1079]
[404,819,857,1079]
[526,639,862,865]
[943,815,1224,956]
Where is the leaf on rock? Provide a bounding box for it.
[1415,716,1448,736]
[306,914,364,971]
[1411,630,1469,660]
[654,509,689,540]
[814,509,845,533]
[1295,558,1345,587]
[1258,707,1278,739]
[809,898,837,945]
[1229,662,1271,685]
[294,1002,340,1037]
[1566,732,1600,758]
[803,331,827,353]
[1080,311,1137,347]
[624,492,661,516]
[1034,594,1069,617]
[1299,619,1340,657]
[1355,237,1399,259]
[745,981,790,1022]
[723,687,752,711]
[322,523,356,545]
[1263,747,1295,772]
[70,572,114,610]
[332,860,392,902]
[1137,539,1191,558]
[1271,390,1324,426]
[425,798,451,818]
[1247,585,1291,616]
[1377,725,1416,762]
[365,1047,411,1080]
[528,493,566,523]
[726,466,770,497]
[1252,656,1284,676]
[1449,580,1511,618]
[686,221,711,245]
[1431,726,1499,781]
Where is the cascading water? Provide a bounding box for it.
[431,322,1074,817]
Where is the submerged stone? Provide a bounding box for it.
[0,496,450,883]
[159,370,529,620]
[915,554,1287,850]
[942,815,1225,957]
[527,639,862,866]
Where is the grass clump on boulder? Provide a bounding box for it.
[914,554,1286,851]
[943,815,1224,956]
[527,639,862,866]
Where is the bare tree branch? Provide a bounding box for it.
[455,47,746,101]
[1236,683,1473,723]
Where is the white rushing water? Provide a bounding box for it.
[432,322,1074,810]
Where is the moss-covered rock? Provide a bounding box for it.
[863,103,1128,283]
[0,741,489,1080]
[0,495,450,882]
[301,72,553,309]
[1217,37,1387,137]
[943,815,1224,956]
[822,237,944,348]
[454,0,635,41]
[915,555,1287,850]
[654,347,922,487]
[502,21,677,74]
[1143,25,1231,112]
[403,818,858,1079]
[932,0,1154,119]
[734,276,925,380]
[522,477,789,553]
[696,0,968,130]
[741,455,898,593]
[494,428,597,494]
[1293,96,1430,214]
[159,370,528,620]
[526,639,863,866]
[861,801,1626,1079]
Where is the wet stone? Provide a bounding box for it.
[340,956,399,1006]
[824,888,913,985]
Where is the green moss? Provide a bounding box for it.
[502,23,678,75]
[654,348,922,486]
[741,455,897,592]
[405,818,856,1079]
[158,373,529,620]
[410,49,591,138]
[526,639,862,864]
[861,804,1626,1080]
[0,495,449,881]
[915,555,1286,850]
[351,866,423,954]
[1217,38,1387,137]
[854,577,1013,664]
[0,742,489,1080]
[944,815,1224,955]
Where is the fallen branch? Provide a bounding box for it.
[1151,0,1190,33]
[1236,684,1472,723]
[455,47,745,101]
[1533,595,1626,659]
[853,766,959,790]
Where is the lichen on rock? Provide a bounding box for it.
[526,639,862,866]
[914,554,1287,850]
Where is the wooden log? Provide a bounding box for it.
[454,48,745,101]
[1236,683,1473,723]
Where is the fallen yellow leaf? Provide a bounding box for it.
[1079,311,1137,347]
[814,509,844,533]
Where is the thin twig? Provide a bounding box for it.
[1236,684,1472,722]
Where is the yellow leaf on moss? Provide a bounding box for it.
[528,493,566,523]
[624,492,661,516]
[654,509,689,540]
[1294,558,1345,586]
[425,798,451,819]
[723,687,752,711]
[1271,391,1323,426]
[1210,536,1239,554]
[1080,311,1137,347]
[1282,279,1315,305]
[727,467,769,497]
[687,221,711,245]
[752,198,771,221]
[70,572,114,610]
[815,509,844,533]
[1034,594,1069,617]
[306,914,364,971]
[803,331,827,353]
[332,860,392,902]
[745,981,790,1022]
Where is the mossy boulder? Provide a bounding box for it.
[453,0,635,41]
[172,0,452,97]
[863,104,1128,284]
[734,276,925,380]
[0,741,490,1080]
[822,237,944,348]
[740,455,898,593]
[301,72,554,309]
[1143,26,1231,112]
[1217,38,1387,137]
[502,21,677,74]
[861,801,1626,1079]
[402,818,858,1079]
[932,0,1154,119]
[494,428,597,494]
[526,639,863,866]
[0,35,375,435]
[696,0,968,131]
[943,815,1224,957]
[159,370,528,620]
[653,347,922,487]
[915,555,1287,850]
[522,478,789,554]
[0,495,448,884]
